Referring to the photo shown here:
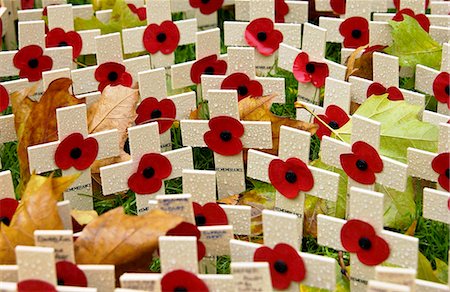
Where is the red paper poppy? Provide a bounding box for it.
[143,21,180,54]
[340,141,384,184]
[0,198,19,226]
[128,3,147,21]
[245,18,283,56]
[56,261,88,287]
[161,270,209,292]
[330,0,346,15]
[393,0,430,11]
[293,52,329,88]
[204,116,244,156]
[128,153,172,194]
[432,72,450,109]
[275,0,289,23]
[54,133,99,171]
[13,45,53,82]
[21,0,34,9]
[268,157,314,199]
[340,219,390,266]
[254,243,306,290]
[18,280,56,292]
[220,73,263,100]
[314,105,350,140]
[46,28,83,59]
[392,9,430,32]
[367,82,404,101]
[431,152,450,192]
[135,97,176,134]
[193,202,228,226]
[94,62,133,92]
[190,54,228,84]
[166,222,206,261]
[189,0,224,15]
[339,17,369,49]
[0,84,9,112]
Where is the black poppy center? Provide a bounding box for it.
[445,168,449,179]
[108,71,119,82]
[220,131,232,142]
[143,167,155,179]
[285,170,297,183]
[151,109,162,119]
[58,41,69,47]
[204,66,215,75]
[123,138,131,154]
[445,85,449,96]
[28,58,39,69]
[274,260,288,274]
[70,147,82,160]
[328,120,340,129]
[257,32,267,42]
[195,214,207,226]
[201,0,210,3]
[358,237,372,250]
[237,85,248,97]
[351,29,362,39]
[174,287,188,292]
[157,32,167,43]
[305,63,315,74]
[356,159,368,171]
[0,216,11,226]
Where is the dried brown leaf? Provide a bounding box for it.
[345,45,368,81]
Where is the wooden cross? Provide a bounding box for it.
[180,89,272,197]
[121,0,197,69]
[99,122,193,215]
[0,170,15,199]
[27,103,120,210]
[235,0,308,24]
[247,125,340,247]
[318,187,419,292]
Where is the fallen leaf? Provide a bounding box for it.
[303,195,327,237]
[349,50,375,80]
[71,209,98,226]
[417,252,442,283]
[0,173,79,264]
[345,45,368,80]
[10,83,39,135]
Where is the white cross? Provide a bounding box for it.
[373,12,450,30]
[0,113,16,168]
[314,0,386,14]
[121,0,197,69]
[0,170,15,199]
[317,187,419,292]
[27,103,120,210]
[247,125,340,247]
[99,122,194,215]
[0,1,18,50]
[430,1,450,15]
[235,0,309,24]
[180,89,272,197]
[17,2,94,22]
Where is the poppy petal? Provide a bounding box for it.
[367,82,387,98]
[161,269,209,292]
[340,219,376,253]
[56,261,88,287]
[352,141,383,173]
[18,280,57,292]
[340,153,377,184]
[0,85,9,112]
[432,72,450,107]
[201,202,228,225]
[74,137,99,171]
[356,235,390,266]
[0,198,19,225]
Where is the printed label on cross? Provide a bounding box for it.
[27,103,120,210]
[180,89,272,197]
[230,262,272,292]
[318,187,419,292]
[235,0,308,24]
[99,122,193,215]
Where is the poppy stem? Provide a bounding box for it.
[73,60,88,68]
[294,101,345,142]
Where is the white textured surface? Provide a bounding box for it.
[350,115,381,150]
[0,114,16,143]
[198,274,235,292]
[301,252,337,290]
[319,17,343,43]
[47,4,74,31]
[199,225,233,256]
[34,230,75,263]
[18,21,45,49]
[119,273,161,291]
[348,187,384,231]
[196,28,221,59]
[415,65,438,95]
[220,205,252,236]
[279,126,311,161]
[43,68,72,91]
[156,194,195,224]
[430,1,450,15]
[373,52,399,88]
[349,75,373,104]
[0,171,14,200]
[71,66,98,95]
[214,152,246,197]
[423,188,450,224]
[230,239,261,262]
[321,136,351,168]
[159,236,198,274]
[323,77,352,113]
[369,21,392,46]
[182,169,216,204]
[95,33,123,65]
[78,265,115,292]
[15,246,57,285]
[407,148,438,182]
[302,23,327,60]
[262,209,299,248]
[230,262,272,292]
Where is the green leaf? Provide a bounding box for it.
[336,95,438,163]
[385,15,442,70]
[417,252,443,283]
[433,258,449,284]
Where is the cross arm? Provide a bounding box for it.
[300,252,337,291]
[317,214,345,251]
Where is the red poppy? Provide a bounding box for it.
[392,9,430,32]
[56,261,88,287]
[94,62,133,92]
[254,243,306,290]
[362,45,387,56]
[161,270,209,292]
[18,280,56,292]
[268,157,314,199]
[393,0,430,11]
[190,54,227,84]
[193,202,228,226]
[292,52,329,88]
[431,152,450,192]
[220,73,263,100]
[340,219,390,266]
[143,21,180,55]
[0,198,19,226]
[128,153,172,194]
[55,133,99,171]
[166,222,206,261]
[46,28,83,59]
[21,0,34,9]
[432,72,450,109]
[128,3,146,21]
[13,45,53,82]
[0,84,9,112]
[135,97,176,134]
[245,18,283,56]
[339,17,369,49]
[275,0,289,23]
[330,0,346,15]
[367,82,404,101]
[340,141,383,184]
[189,0,224,15]
[204,116,244,156]
[314,105,350,139]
